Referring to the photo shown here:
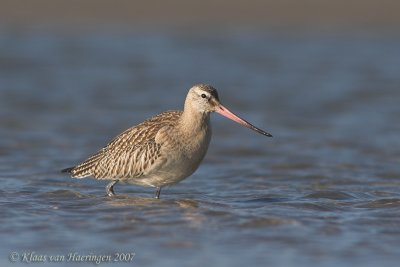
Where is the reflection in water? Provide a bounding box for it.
[106,196,207,228]
[240,217,301,228]
[106,195,166,207]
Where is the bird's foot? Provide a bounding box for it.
[154,187,162,199]
[106,180,119,197]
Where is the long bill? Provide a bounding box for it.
[215,105,273,137]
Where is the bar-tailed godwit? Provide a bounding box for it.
[62,84,272,198]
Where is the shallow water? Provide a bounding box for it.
[0,30,400,267]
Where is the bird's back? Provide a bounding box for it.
[65,110,182,179]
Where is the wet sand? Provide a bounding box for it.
[1,0,400,32]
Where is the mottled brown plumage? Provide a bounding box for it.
[69,111,181,179]
[63,84,272,198]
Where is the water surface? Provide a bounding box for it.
[0,31,399,267]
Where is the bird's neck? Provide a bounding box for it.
[178,103,210,135]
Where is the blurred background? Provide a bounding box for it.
[1,0,400,32]
[1,1,400,267]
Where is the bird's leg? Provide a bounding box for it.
[106,180,119,197]
[154,187,162,199]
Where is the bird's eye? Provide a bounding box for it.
[201,94,207,99]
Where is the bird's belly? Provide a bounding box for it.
[133,149,204,187]
[129,131,211,187]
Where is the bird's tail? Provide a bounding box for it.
[61,167,75,173]
[61,150,104,178]
[61,164,95,178]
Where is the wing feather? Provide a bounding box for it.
[69,110,181,179]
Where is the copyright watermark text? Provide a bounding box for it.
[9,251,135,265]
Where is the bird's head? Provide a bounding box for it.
[185,84,272,137]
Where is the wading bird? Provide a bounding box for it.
[62,84,272,198]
